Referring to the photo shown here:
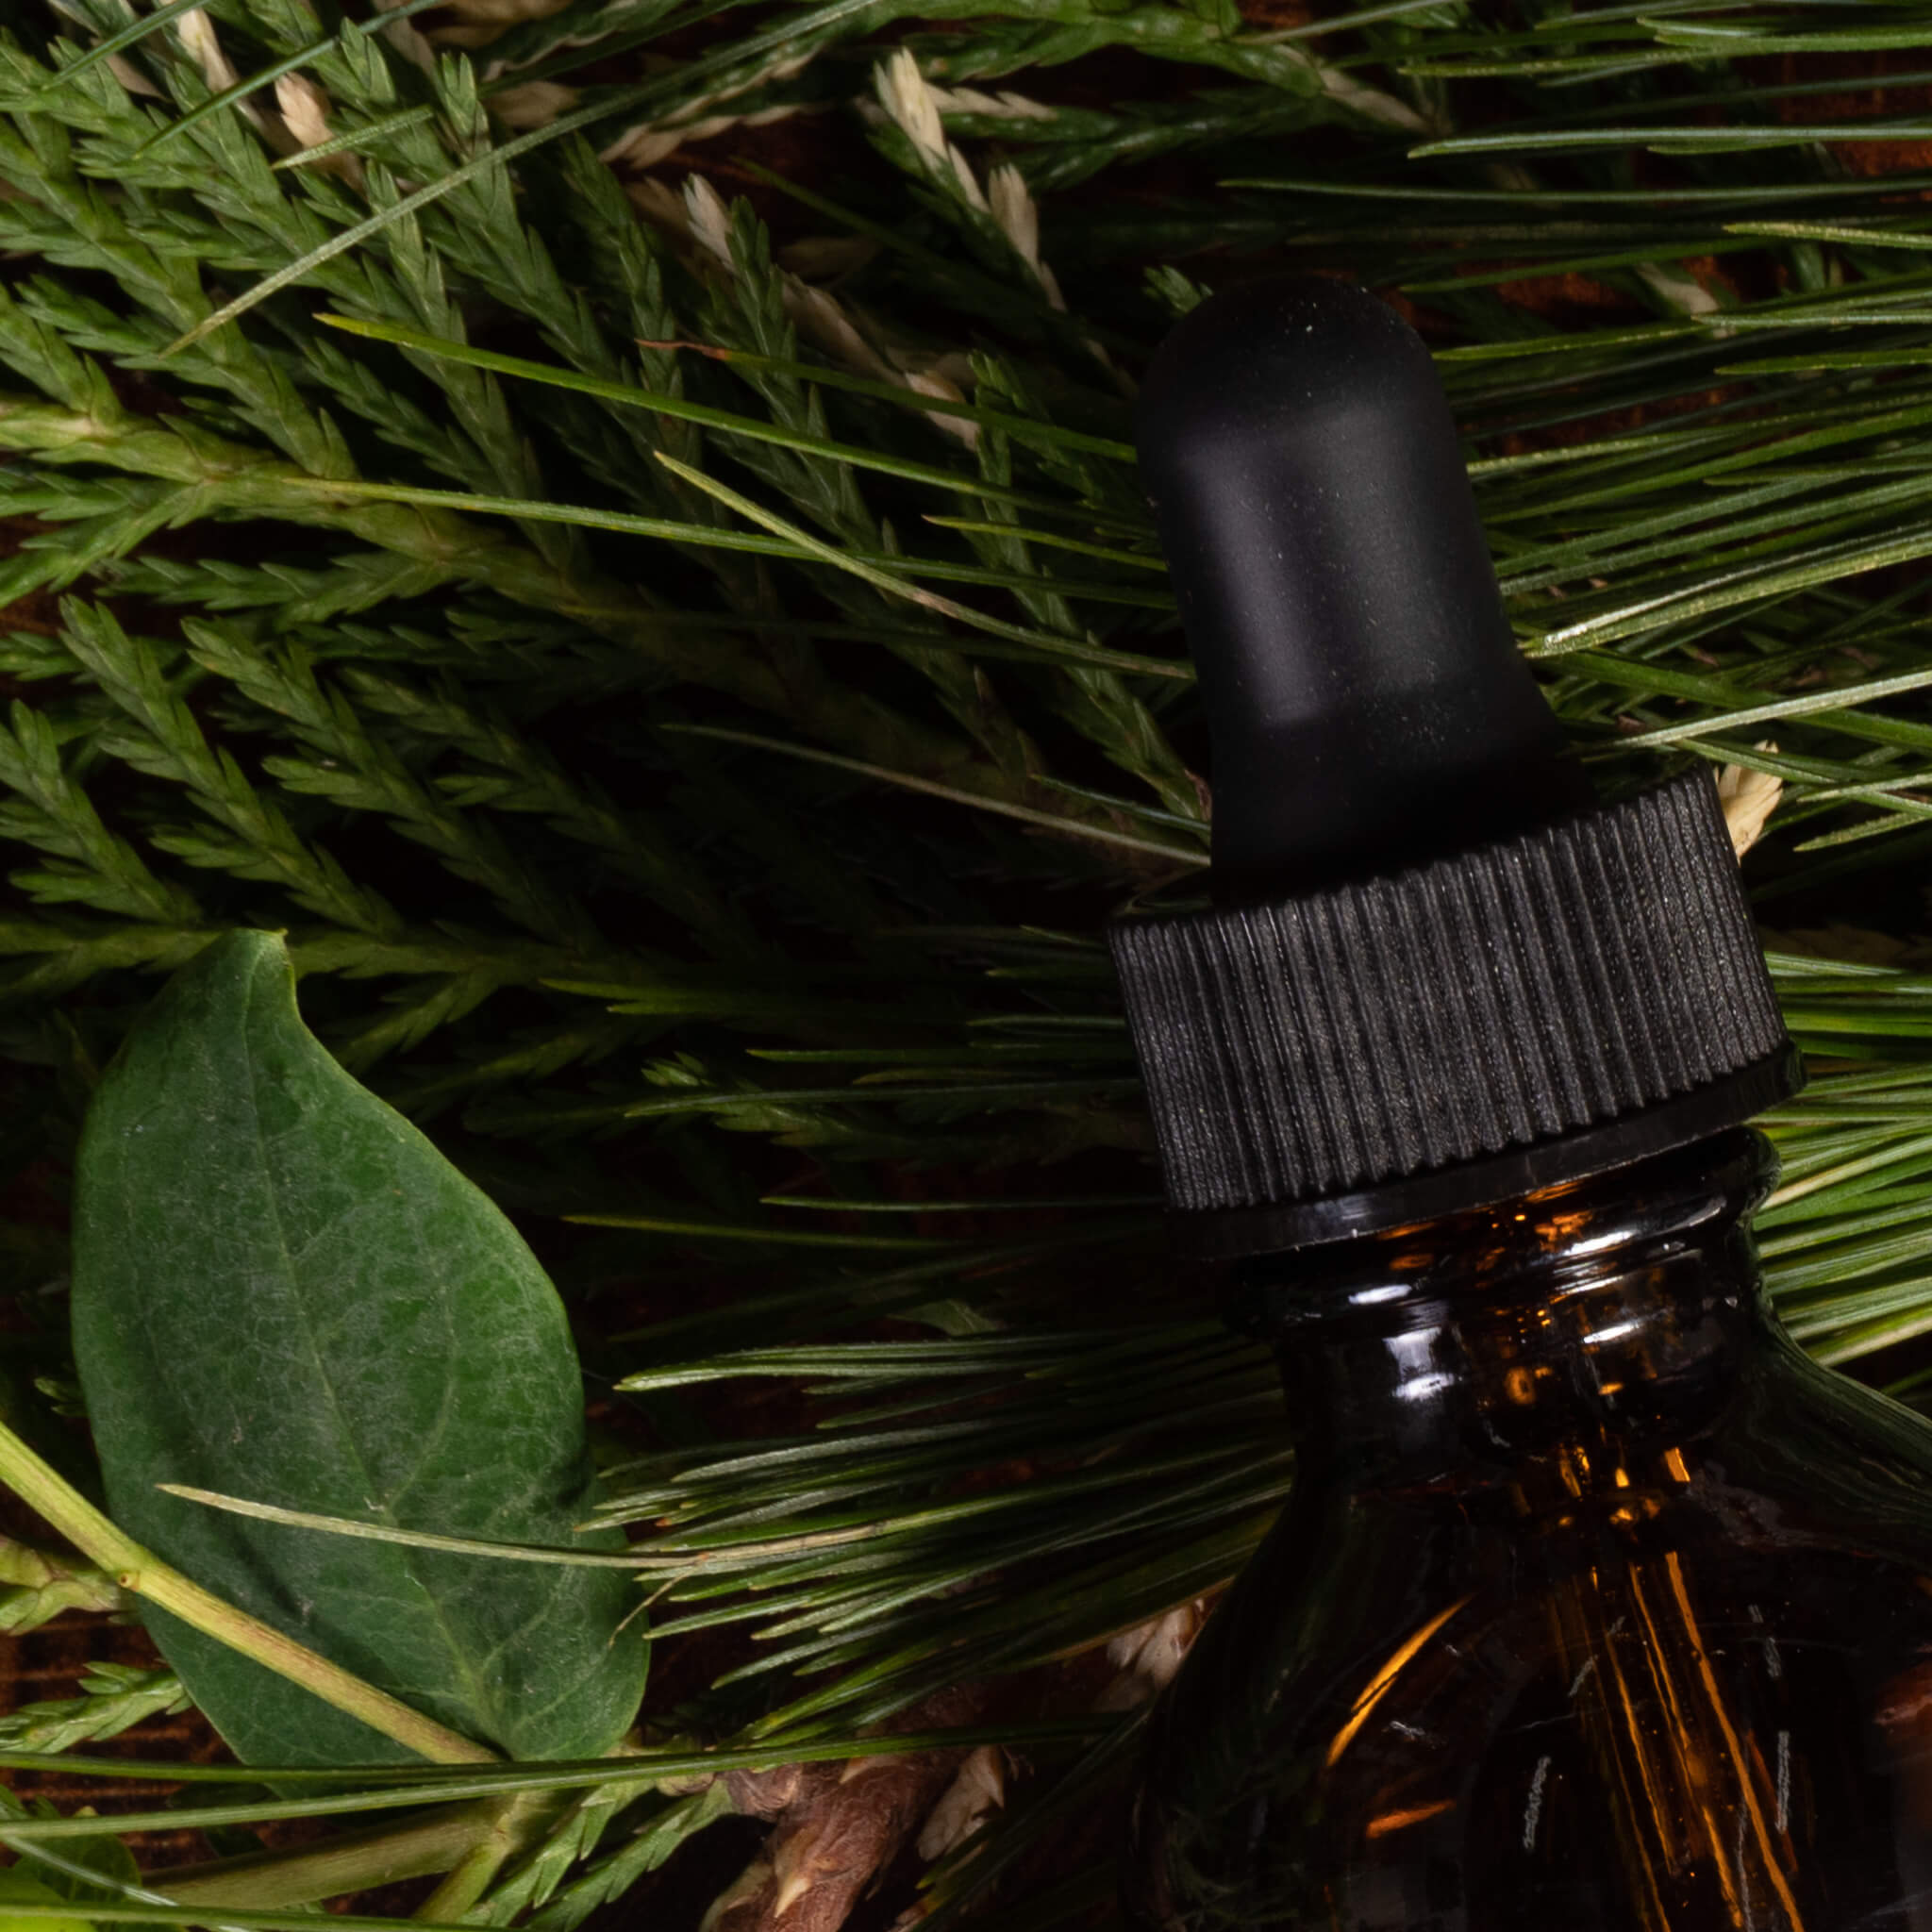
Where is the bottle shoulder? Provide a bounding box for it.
[1129,1343,1932,1932]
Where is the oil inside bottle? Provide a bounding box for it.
[1125,1130,1932,1932]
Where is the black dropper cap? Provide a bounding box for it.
[1138,279,1594,897]
[1110,278,1802,1257]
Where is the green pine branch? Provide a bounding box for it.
[14,0,1932,1924]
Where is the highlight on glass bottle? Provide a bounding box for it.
[1105,275,1931,1930]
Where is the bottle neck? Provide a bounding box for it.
[1224,1128,1779,1491]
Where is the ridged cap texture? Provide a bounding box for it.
[1109,769,1790,1218]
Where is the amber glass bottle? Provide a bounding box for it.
[1127,1127,1932,1929]
[1108,278,1932,1929]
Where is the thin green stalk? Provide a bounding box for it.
[161,1807,511,1908]
[0,1420,493,1765]
[659,720,1204,862]
[312,315,1079,518]
[319,314,1138,462]
[409,1798,556,1922]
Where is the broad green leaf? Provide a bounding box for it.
[71,932,644,1768]
[0,1869,95,1932]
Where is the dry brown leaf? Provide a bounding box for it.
[1097,1602,1206,1711]
[706,1690,983,1932]
[914,1744,1006,1862]
[1716,740,1783,859]
[491,82,580,130]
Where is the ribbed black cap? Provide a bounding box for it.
[1112,278,1801,1254]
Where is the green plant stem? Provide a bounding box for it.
[0,1419,494,1766]
[409,1795,552,1922]
[411,1840,509,1923]
[160,1806,510,1908]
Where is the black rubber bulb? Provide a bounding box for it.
[1137,276,1594,899]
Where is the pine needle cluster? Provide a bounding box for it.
[9,0,1932,1924]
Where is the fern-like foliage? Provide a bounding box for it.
[9,0,1932,1924]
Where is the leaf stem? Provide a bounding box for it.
[0,1421,494,1766]
[161,1807,508,1908]
[409,1796,551,1922]
[410,1840,509,1923]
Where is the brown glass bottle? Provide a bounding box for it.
[1123,1126,1932,1930]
